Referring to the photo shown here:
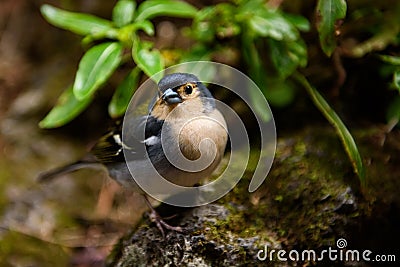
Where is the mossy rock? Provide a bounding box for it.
[108,127,400,266]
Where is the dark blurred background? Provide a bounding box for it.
[1,0,399,266]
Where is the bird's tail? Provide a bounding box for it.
[37,160,102,182]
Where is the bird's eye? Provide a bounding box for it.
[184,84,193,95]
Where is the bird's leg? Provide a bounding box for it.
[143,195,183,237]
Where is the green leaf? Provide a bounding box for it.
[133,20,155,36]
[40,4,113,36]
[132,40,164,81]
[264,80,295,107]
[269,39,307,79]
[379,55,400,66]
[394,70,400,92]
[248,10,298,41]
[189,6,217,42]
[249,88,271,122]
[386,96,400,126]
[135,0,197,21]
[39,86,93,128]
[112,0,136,27]
[109,67,141,118]
[180,45,211,62]
[241,34,273,121]
[241,34,263,86]
[316,0,347,56]
[283,14,311,32]
[74,42,123,100]
[294,73,366,184]
[116,21,154,45]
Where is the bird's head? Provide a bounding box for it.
[151,73,215,120]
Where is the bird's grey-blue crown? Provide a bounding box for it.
[158,73,200,92]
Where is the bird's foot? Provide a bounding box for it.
[147,209,182,237]
[144,195,182,238]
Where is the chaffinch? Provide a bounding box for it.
[39,72,228,235]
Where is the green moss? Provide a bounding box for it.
[112,126,400,265]
[0,161,12,215]
[205,127,365,251]
[0,230,69,267]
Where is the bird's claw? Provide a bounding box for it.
[147,209,182,238]
[144,196,183,238]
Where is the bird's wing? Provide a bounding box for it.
[91,116,164,164]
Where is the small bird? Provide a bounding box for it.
[39,72,228,236]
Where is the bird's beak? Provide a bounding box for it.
[162,88,182,104]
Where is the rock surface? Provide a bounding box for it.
[109,127,400,266]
